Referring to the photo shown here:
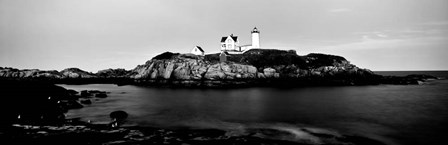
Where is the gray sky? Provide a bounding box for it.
[1,0,448,72]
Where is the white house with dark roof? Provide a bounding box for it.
[220,34,240,52]
[191,46,204,56]
[220,27,260,54]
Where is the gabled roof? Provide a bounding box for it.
[195,46,204,52]
[220,35,238,42]
[220,37,227,42]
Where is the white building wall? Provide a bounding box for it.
[191,47,204,56]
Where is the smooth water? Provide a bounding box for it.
[59,71,448,145]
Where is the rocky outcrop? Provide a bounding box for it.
[97,68,130,78]
[60,68,96,78]
[129,54,376,81]
[263,68,278,78]
[129,56,258,81]
[0,67,130,79]
[0,67,63,78]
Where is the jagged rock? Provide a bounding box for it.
[150,69,158,79]
[156,63,166,78]
[172,66,191,80]
[130,63,155,79]
[163,62,175,79]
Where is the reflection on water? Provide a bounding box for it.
[59,79,448,145]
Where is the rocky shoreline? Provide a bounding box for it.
[3,122,388,145]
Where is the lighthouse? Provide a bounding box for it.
[251,27,260,48]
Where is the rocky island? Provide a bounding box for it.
[0,49,439,87]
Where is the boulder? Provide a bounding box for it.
[220,63,231,72]
[80,90,92,98]
[109,110,128,128]
[247,66,257,74]
[110,110,128,120]
[274,73,280,78]
[257,73,265,79]
[263,68,276,78]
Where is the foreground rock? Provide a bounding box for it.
[0,80,110,126]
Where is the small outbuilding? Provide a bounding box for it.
[191,46,205,56]
[219,51,229,62]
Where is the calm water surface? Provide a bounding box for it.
[59,71,448,145]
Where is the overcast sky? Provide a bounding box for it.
[1,0,448,72]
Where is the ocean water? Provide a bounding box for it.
[59,71,448,145]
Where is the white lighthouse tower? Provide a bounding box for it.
[251,27,260,48]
